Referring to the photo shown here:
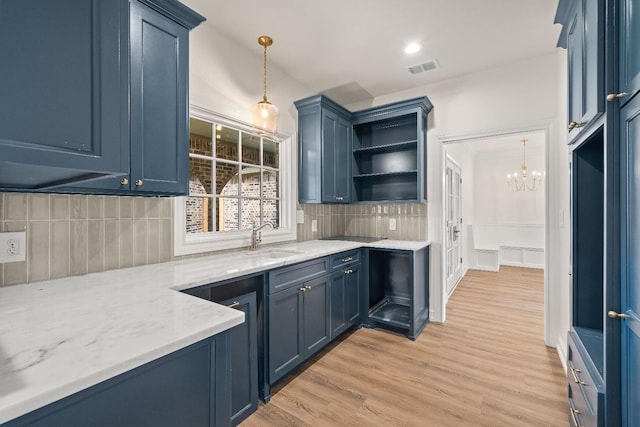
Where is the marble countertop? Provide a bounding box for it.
[0,238,429,424]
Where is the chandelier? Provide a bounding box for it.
[251,36,279,135]
[506,138,543,192]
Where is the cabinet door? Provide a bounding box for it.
[303,275,330,358]
[220,293,258,426]
[335,116,352,202]
[566,0,583,142]
[620,93,640,427]
[619,0,640,103]
[330,272,347,339]
[129,0,189,195]
[268,286,304,384]
[321,110,351,203]
[0,0,128,187]
[298,105,322,203]
[345,264,361,324]
[580,0,604,126]
[322,109,339,202]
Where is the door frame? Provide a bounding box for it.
[444,154,464,297]
[438,120,557,347]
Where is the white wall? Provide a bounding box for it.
[187,18,312,136]
[473,150,545,224]
[555,49,571,365]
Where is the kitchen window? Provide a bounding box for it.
[173,107,295,255]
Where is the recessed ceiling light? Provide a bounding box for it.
[404,42,422,54]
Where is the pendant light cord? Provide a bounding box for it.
[263,43,268,102]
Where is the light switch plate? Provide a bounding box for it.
[311,219,317,233]
[296,210,305,224]
[0,231,26,263]
[389,218,397,231]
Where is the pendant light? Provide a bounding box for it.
[506,138,544,192]
[251,36,279,135]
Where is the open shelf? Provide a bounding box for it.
[368,298,410,329]
[351,112,422,203]
[352,114,417,150]
[353,172,418,202]
[572,129,604,333]
[353,170,418,179]
[353,140,417,155]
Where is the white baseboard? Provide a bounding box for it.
[556,334,568,374]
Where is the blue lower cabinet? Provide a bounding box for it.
[267,272,331,385]
[268,284,304,384]
[330,264,361,339]
[365,247,429,340]
[302,275,331,358]
[330,271,348,337]
[4,333,231,427]
[219,293,258,426]
[567,330,605,427]
[345,265,361,324]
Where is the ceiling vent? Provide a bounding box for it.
[408,59,439,75]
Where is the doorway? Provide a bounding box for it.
[438,125,554,345]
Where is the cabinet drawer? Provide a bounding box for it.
[567,331,604,426]
[331,250,361,270]
[268,257,328,294]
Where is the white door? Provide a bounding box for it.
[445,157,463,294]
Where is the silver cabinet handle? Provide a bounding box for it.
[227,301,240,308]
[340,257,353,262]
[344,269,353,275]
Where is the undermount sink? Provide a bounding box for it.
[244,248,303,259]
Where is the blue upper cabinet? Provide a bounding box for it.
[0,0,204,195]
[295,95,432,204]
[555,0,605,144]
[351,97,432,203]
[295,95,352,204]
[619,0,640,104]
[0,0,128,190]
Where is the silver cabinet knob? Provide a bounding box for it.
[606,92,627,102]
[120,178,129,185]
[135,179,143,186]
[608,310,627,319]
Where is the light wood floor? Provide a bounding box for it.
[242,266,567,426]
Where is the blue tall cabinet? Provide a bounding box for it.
[295,95,352,204]
[0,0,204,195]
[555,0,640,425]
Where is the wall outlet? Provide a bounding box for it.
[296,210,305,224]
[389,218,397,231]
[311,219,317,233]
[0,231,26,263]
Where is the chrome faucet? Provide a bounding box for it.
[249,222,274,250]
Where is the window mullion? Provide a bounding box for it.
[211,123,217,233]
[237,130,243,230]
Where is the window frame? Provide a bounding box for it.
[173,105,296,256]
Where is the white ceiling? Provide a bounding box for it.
[183,0,561,105]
